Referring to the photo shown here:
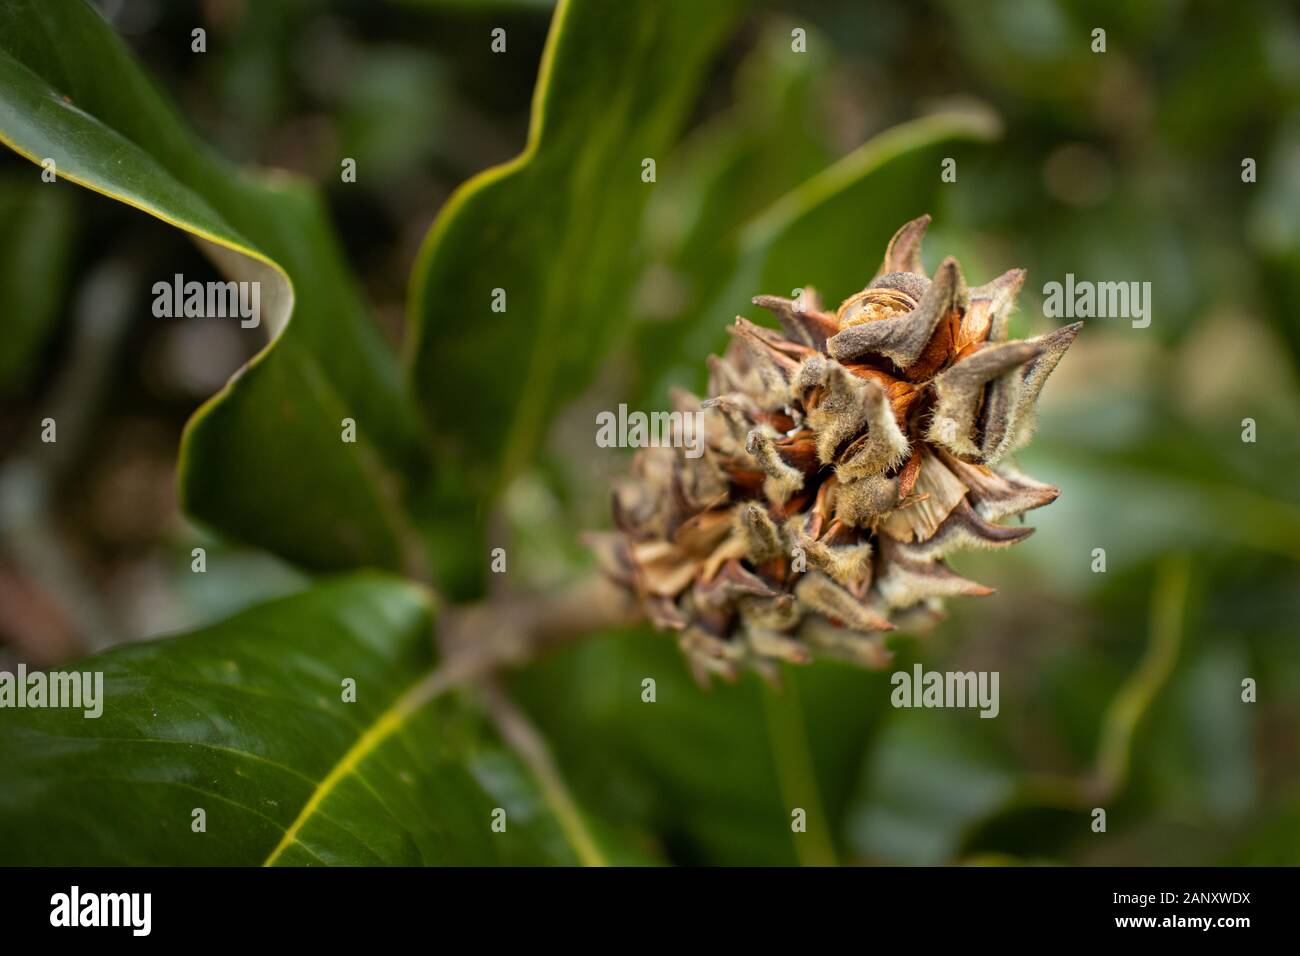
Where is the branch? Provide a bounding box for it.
[436,571,638,678]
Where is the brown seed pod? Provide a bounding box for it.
[590,216,1081,685]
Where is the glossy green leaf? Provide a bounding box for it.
[0,575,619,865]
[407,0,742,504]
[0,173,74,394]
[0,0,430,574]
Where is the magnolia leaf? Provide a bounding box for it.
[0,575,630,865]
[0,173,74,393]
[408,0,742,507]
[0,0,430,574]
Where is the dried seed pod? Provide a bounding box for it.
[596,216,1079,684]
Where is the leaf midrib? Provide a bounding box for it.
[262,667,450,866]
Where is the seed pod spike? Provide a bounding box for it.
[795,572,895,633]
[875,543,995,611]
[925,340,1041,459]
[727,317,807,408]
[801,617,892,668]
[891,499,1035,562]
[832,372,911,481]
[746,627,811,665]
[1000,320,1083,455]
[827,256,965,369]
[752,294,840,350]
[738,502,785,562]
[798,534,874,587]
[874,214,931,281]
[961,267,1027,347]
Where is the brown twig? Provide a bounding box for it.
[436,571,639,677]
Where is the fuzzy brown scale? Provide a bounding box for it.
[589,215,1081,686]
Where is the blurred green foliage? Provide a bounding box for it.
[0,0,1297,865]
[0,177,73,394]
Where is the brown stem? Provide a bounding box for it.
[436,572,638,678]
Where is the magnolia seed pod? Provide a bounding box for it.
[592,216,1081,685]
